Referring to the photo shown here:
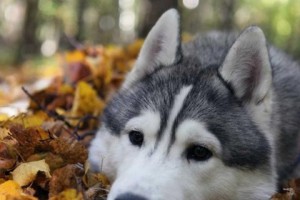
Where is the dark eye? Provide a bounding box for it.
[186,145,212,162]
[129,131,144,147]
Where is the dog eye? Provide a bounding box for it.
[186,145,212,162]
[129,131,144,147]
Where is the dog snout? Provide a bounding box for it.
[115,193,148,200]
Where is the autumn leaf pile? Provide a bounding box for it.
[0,40,142,200]
[0,39,299,200]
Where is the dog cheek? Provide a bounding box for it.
[88,136,106,172]
[88,129,119,179]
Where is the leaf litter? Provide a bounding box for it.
[0,40,299,199]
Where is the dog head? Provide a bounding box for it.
[89,9,276,200]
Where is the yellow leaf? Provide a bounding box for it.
[10,112,48,128]
[12,159,51,186]
[71,81,104,117]
[0,180,37,200]
[58,84,74,94]
[182,32,193,43]
[126,39,143,58]
[0,114,9,122]
[83,162,110,188]
[0,128,10,140]
[65,50,85,63]
[95,173,110,187]
[49,189,83,200]
[0,180,21,196]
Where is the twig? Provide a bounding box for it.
[21,86,74,128]
[72,115,98,140]
[77,130,98,140]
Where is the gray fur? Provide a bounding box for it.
[102,31,300,186]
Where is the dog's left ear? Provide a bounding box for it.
[122,9,181,89]
[219,26,272,104]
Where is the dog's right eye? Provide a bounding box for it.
[186,144,212,162]
[129,131,144,147]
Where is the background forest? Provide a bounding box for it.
[0,0,300,67]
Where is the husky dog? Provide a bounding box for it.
[89,9,300,200]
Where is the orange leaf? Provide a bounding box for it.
[65,50,85,63]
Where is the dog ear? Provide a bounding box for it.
[219,26,272,104]
[122,9,181,89]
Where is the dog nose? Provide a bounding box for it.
[115,193,148,200]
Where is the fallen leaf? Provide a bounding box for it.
[9,123,44,159]
[0,143,17,170]
[65,50,85,63]
[271,178,300,200]
[0,128,10,140]
[10,112,48,128]
[49,164,84,197]
[12,159,51,186]
[0,180,21,196]
[49,136,87,164]
[71,81,104,118]
[50,189,83,200]
[0,114,9,122]
[0,41,143,199]
[42,121,65,137]
[125,39,143,59]
[66,62,92,84]
[0,180,37,200]
[44,153,65,171]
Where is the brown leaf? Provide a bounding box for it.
[49,136,87,164]
[9,124,44,160]
[42,121,65,135]
[66,62,92,84]
[44,153,65,171]
[49,164,84,197]
[271,179,300,200]
[0,143,17,170]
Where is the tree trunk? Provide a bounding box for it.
[218,0,236,30]
[14,0,39,65]
[137,0,178,38]
[75,0,88,42]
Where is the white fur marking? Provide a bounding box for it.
[166,86,193,133]
[124,110,161,140]
[156,85,193,151]
[176,120,222,156]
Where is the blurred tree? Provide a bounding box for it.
[14,0,40,65]
[218,0,236,30]
[0,0,300,66]
[137,0,178,38]
[75,0,88,42]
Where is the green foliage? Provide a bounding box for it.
[238,0,300,57]
[0,0,300,66]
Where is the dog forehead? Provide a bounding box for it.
[102,65,217,135]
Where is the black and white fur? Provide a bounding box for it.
[89,9,300,200]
